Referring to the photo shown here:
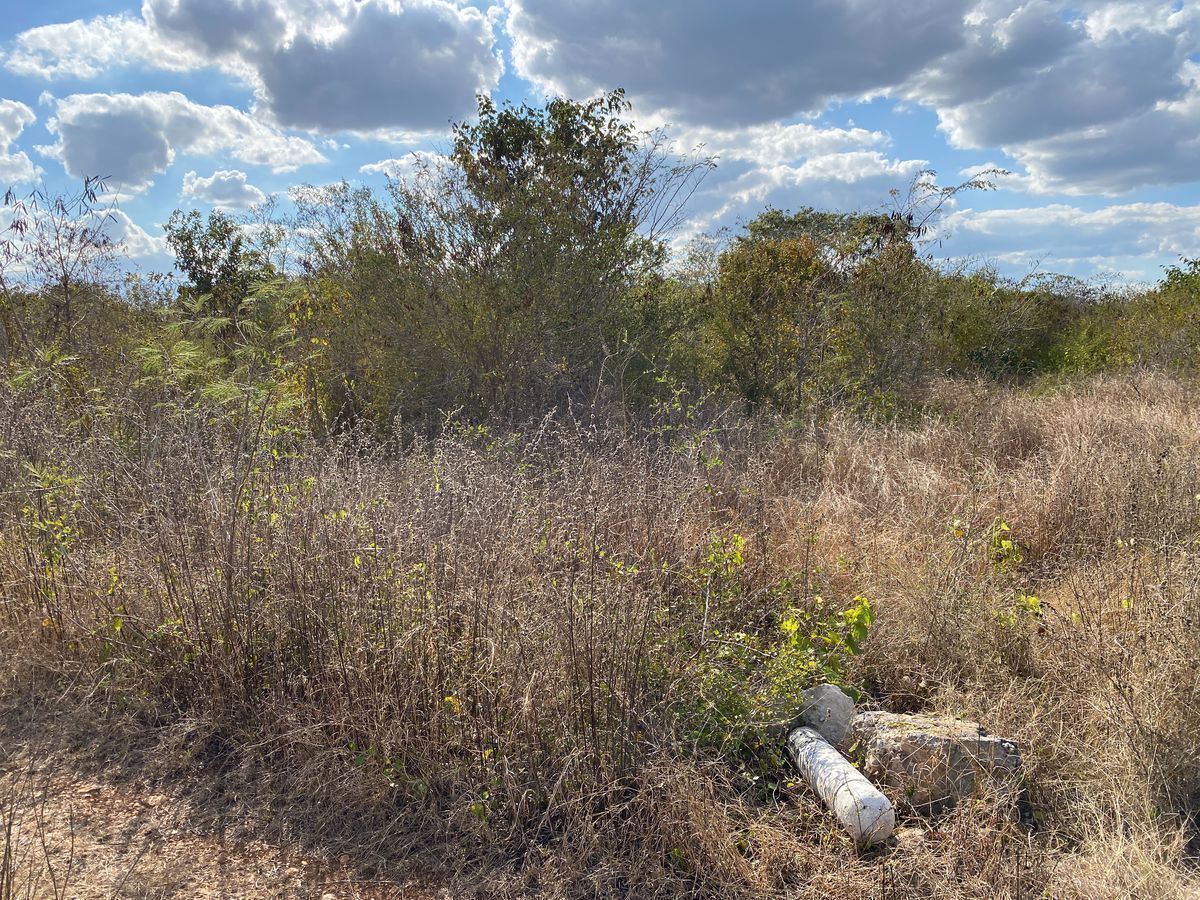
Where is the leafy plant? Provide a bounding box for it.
[772,594,874,684]
[994,591,1042,629]
[18,463,80,572]
[677,560,875,781]
[988,518,1024,573]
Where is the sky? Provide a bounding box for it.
[1,0,1198,283]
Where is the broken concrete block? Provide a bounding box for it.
[795,683,856,745]
[851,712,1021,813]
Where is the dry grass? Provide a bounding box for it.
[1,373,1199,897]
[0,738,441,899]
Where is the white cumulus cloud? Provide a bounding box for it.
[0,99,40,186]
[182,169,267,209]
[7,0,503,136]
[646,118,928,242]
[102,209,167,259]
[2,15,201,79]
[39,92,326,195]
[359,149,448,177]
[941,201,1200,277]
[902,1,1200,193]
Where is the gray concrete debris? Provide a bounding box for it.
[795,683,856,745]
[851,711,1022,813]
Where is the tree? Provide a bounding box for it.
[741,207,911,270]
[293,90,713,428]
[1114,256,1200,370]
[0,176,117,361]
[703,234,835,411]
[699,169,1009,414]
[424,89,712,418]
[165,209,274,324]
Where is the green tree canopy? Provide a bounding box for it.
[165,209,274,323]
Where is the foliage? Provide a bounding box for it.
[702,233,834,411]
[0,176,117,360]
[131,277,310,436]
[286,92,713,431]
[743,207,918,270]
[3,351,1200,895]
[5,105,1200,897]
[164,209,275,326]
[677,532,875,773]
[1,114,1198,435]
[988,519,1024,574]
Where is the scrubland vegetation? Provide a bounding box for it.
[2,92,1199,897]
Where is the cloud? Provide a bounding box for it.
[922,25,1184,148]
[2,15,200,79]
[941,201,1200,276]
[0,204,166,273]
[904,1,1200,193]
[507,0,1200,195]
[182,169,267,209]
[39,92,326,195]
[669,120,890,166]
[0,99,39,185]
[144,0,292,59]
[507,0,973,127]
[103,209,167,259]
[634,117,927,242]
[678,152,929,246]
[359,149,447,177]
[12,0,1196,196]
[1001,72,1200,194]
[709,154,925,219]
[8,0,503,136]
[250,1,501,133]
[958,162,1036,192]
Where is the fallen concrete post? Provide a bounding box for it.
[785,726,895,846]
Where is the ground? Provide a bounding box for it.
[1,731,445,899]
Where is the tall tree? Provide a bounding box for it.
[294,90,713,426]
[165,209,274,324]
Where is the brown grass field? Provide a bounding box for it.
[2,374,1199,898]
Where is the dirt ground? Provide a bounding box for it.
[1,751,446,899]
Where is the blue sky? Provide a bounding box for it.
[1,0,1198,283]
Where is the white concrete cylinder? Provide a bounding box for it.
[785,726,895,846]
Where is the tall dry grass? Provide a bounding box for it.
[1,373,1198,898]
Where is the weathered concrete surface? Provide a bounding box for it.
[851,712,1021,812]
[786,726,895,846]
[795,683,856,745]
